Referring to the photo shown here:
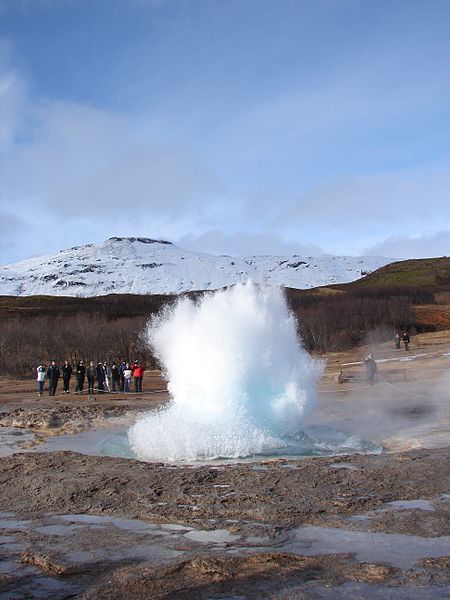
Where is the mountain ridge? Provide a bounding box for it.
[0,237,394,297]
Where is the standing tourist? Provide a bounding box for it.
[119,361,126,392]
[402,332,410,351]
[364,353,377,385]
[123,363,132,392]
[36,364,46,397]
[97,362,106,393]
[111,362,120,392]
[103,362,110,392]
[86,361,96,395]
[75,360,86,394]
[47,360,60,396]
[133,361,144,393]
[394,332,401,349]
[62,360,73,394]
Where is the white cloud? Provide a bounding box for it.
[2,98,227,219]
[0,43,27,152]
[364,231,450,259]
[177,230,324,257]
[270,164,450,255]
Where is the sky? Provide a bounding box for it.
[0,0,449,264]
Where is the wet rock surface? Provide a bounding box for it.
[0,400,162,436]
[0,448,449,598]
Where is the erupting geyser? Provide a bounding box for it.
[128,281,324,461]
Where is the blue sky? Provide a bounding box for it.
[0,0,449,263]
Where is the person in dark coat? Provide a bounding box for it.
[402,332,410,350]
[86,361,96,395]
[119,361,126,392]
[111,363,120,392]
[47,360,60,396]
[74,360,86,394]
[62,360,72,394]
[97,362,106,393]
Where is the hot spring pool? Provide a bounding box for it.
[26,422,382,463]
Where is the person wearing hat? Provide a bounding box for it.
[74,360,86,394]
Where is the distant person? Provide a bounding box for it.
[364,353,377,385]
[103,362,110,392]
[97,362,106,393]
[46,360,60,396]
[111,362,120,392]
[86,361,96,395]
[402,332,410,351]
[74,360,86,394]
[133,361,144,393]
[394,333,401,350]
[123,363,132,392]
[119,361,126,392]
[36,364,46,397]
[62,360,72,394]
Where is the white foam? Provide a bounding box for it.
[128,281,323,461]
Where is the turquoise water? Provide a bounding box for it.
[33,422,381,463]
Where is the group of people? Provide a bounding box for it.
[36,360,145,397]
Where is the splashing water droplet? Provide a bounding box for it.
[128,281,324,461]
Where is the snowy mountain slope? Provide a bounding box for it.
[0,237,393,297]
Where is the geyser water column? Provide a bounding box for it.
[128,281,324,461]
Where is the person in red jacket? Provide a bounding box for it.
[133,361,144,393]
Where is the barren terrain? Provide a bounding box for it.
[0,331,449,599]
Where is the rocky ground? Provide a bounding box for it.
[0,333,449,598]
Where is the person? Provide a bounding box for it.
[123,363,132,392]
[36,364,46,397]
[133,361,144,393]
[402,332,410,351]
[97,362,106,393]
[364,353,377,385]
[111,362,120,392]
[74,360,86,394]
[103,362,110,392]
[394,333,401,350]
[46,360,60,396]
[119,361,126,392]
[86,361,96,395]
[62,360,72,394]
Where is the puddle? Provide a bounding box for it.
[387,499,436,512]
[283,526,450,569]
[328,462,358,470]
[32,523,83,535]
[185,529,241,544]
[283,581,450,599]
[0,427,37,457]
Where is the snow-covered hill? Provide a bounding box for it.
[0,237,393,297]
